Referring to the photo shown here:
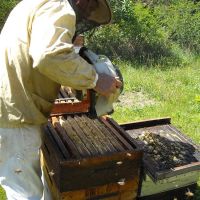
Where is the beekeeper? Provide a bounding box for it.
[0,0,121,199]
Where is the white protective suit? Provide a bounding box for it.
[0,0,98,199]
[0,0,97,128]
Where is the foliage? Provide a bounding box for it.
[86,0,200,65]
[112,58,200,143]
[0,187,6,200]
[155,0,200,53]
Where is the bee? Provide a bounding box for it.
[185,188,194,198]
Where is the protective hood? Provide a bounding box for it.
[87,0,112,25]
[68,0,112,32]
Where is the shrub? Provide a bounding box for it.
[86,1,176,65]
[154,0,200,53]
[86,0,200,65]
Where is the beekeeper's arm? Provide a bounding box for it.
[29,0,98,90]
[29,0,120,95]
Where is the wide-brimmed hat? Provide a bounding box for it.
[87,0,112,25]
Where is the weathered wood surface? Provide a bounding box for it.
[42,115,142,192]
[120,117,171,129]
[50,115,138,158]
[120,118,200,181]
[46,122,70,158]
[54,120,81,159]
[51,90,91,116]
[41,152,138,200]
[51,101,89,116]
[100,117,134,151]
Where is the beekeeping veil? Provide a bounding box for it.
[68,0,112,35]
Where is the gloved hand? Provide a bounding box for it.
[94,73,122,97]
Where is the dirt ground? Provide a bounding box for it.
[114,91,157,108]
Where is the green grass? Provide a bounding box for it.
[112,58,200,143]
[112,57,200,199]
[0,187,6,200]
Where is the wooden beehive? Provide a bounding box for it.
[118,117,200,199]
[41,114,143,200]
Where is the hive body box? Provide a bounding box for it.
[118,117,200,199]
[41,115,143,200]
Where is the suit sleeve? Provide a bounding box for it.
[29,0,97,90]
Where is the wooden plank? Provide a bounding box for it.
[42,151,139,200]
[41,154,62,200]
[61,179,139,199]
[41,132,63,191]
[76,115,112,154]
[51,101,89,116]
[42,126,64,161]
[54,122,81,159]
[73,115,105,155]
[46,122,71,159]
[59,88,69,98]
[100,117,134,150]
[60,159,140,191]
[60,116,92,157]
[155,162,200,180]
[82,115,117,153]
[60,150,142,167]
[120,117,171,130]
[107,117,140,149]
[93,119,125,152]
[66,116,104,156]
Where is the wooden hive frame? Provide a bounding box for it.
[119,117,200,199]
[41,115,143,200]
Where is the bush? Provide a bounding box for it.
[86,0,200,65]
[86,1,175,65]
[154,0,200,53]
